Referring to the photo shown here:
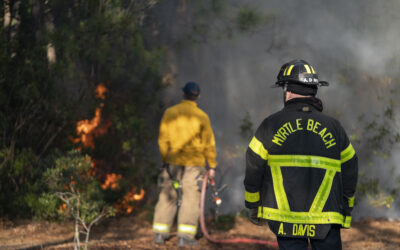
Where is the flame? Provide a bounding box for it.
[101,173,122,190]
[126,188,146,201]
[58,203,69,216]
[71,83,146,214]
[59,203,67,212]
[95,84,107,99]
[114,188,146,214]
[73,84,109,148]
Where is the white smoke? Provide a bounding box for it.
[152,0,400,219]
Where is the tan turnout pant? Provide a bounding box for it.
[153,165,205,239]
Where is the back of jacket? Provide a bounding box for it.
[158,100,217,168]
[244,98,358,239]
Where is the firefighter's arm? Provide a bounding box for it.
[340,138,358,216]
[244,135,268,209]
[202,115,218,168]
[158,112,170,162]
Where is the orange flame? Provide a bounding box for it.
[58,203,69,216]
[73,83,110,148]
[59,203,67,212]
[95,84,107,99]
[71,83,146,214]
[114,188,146,214]
[101,173,122,190]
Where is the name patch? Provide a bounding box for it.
[268,222,331,239]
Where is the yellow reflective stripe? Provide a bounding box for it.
[286,65,294,76]
[283,66,289,76]
[310,66,316,74]
[178,224,197,235]
[245,191,260,203]
[153,223,171,233]
[341,143,355,163]
[249,136,268,160]
[268,155,341,172]
[271,166,290,211]
[260,207,352,228]
[310,170,336,212]
[257,206,263,218]
[348,196,354,208]
[344,216,352,228]
[304,64,312,73]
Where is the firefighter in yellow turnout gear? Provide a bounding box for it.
[244,60,358,250]
[153,82,217,247]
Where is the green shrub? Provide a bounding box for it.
[39,150,115,250]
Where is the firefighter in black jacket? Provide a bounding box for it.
[244,59,358,250]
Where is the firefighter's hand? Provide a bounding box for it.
[161,162,169,169]
[249,208,263,226]
[208,169,216,180]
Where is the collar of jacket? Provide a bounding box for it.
[284,97,323,112]
[181,99,198,106]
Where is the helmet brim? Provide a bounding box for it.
[272,80,329,88]
[271,83,282,88]
[318,81,329,86]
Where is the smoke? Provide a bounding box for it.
[151,0,400,219]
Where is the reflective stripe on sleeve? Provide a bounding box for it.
[344,216,352,228]
[348,196,355,208]
[259,207,352,228]
[268,155,341,172]
[341,143,355,164]
[153,223,171,233]
[249,136,268,160]
[245,191,260,203]
[178,224,197,235]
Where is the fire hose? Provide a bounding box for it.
[199,170,279,248]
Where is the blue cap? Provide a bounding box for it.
[182,82,200,96]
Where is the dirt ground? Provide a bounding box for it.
[1,215,400,250]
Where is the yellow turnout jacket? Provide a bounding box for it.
[158,100,217,168]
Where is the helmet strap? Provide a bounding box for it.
[283,84,288,104]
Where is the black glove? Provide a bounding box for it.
[161,162,169,169]
[248,208,263,226]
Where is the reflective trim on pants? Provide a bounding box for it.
[178,224,197,235]
[153,223,171,233]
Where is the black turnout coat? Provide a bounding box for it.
[244,97,358,239]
